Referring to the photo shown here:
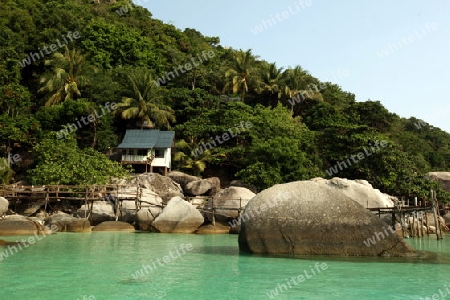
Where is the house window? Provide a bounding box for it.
[137,149,147,156]
[154,149,165,158]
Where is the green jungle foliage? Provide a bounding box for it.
[1,0,449,202]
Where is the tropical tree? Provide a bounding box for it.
[28,133,130,185]
[39,46,92,106]
[117,69,175,129]
[281,66,323,111]
[0,84,39,161]
[172,139,209,176]
[224,49,259,102]
[0,158,13,184]
[255,62,284,106]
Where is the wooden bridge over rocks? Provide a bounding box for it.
[368,190,448,240]
[1,185,447,237]
[0,184,247,223]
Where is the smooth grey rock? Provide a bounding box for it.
[207,187,255,222]
[93,221,135,232]
[425,172,450,191]
[0,197,8,216]
[238,181,417,257]
[136,207,163,231]
[152,197,204,233]
[167,171,201,190]
[311,177,395,208]
[185,179,212,196]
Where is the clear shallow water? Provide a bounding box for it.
[0,232,449,300]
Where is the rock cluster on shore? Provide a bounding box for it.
[0,171,256,235]
[1,172,443,253]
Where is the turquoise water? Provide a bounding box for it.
[0,232,449,300]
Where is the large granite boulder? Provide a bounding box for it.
[152,197,204,233]
[76,201,115,225]
[206,177,221,195]
[0,215,42,235]
[0,197,8,216]
[118,188,163,223]
[207,187,256,222]
[167,171,201,190]
[136,206,163,231]
[139,189,164,206]
[311,177,395,208]
[136,173,183,202]
[238,181,417,257]
[185,179,212,196]
[425,172,450,192]
[47,212,91,233]
[93,221,135,232]
[66,219,91,233]
[23,199,46,216]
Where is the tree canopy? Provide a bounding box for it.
[1,0,449,202]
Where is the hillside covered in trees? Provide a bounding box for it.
[1,0,449,202]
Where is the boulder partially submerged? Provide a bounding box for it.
[0,215,48,235]
[238,181,416,257]
[93,221,135,232]
[152,196,204,233]
[136,206,163,231]
[77,201,115,225]
[47,212,91,233]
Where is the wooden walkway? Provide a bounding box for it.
[0,184,248,222]
[368,190,446,240]
[0,184,142,220]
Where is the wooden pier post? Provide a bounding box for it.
[84,186,88,219]
[211,198,215,226]
[431,190,442,240]
[44,187,49,212]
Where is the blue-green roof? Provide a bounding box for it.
[117,130,175,149]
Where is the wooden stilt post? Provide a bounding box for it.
[212,197,215,227]
[44,188,49,212]
[84,186,88,219]
[115,184,119,221]
[418,211,423,237]
[135,185,140,213]
[431,190,441,240]
[434,191,443,240]
[401,211,406,238]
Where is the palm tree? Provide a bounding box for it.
[256,62,284,106]
[39,46,91,106]
[282,66,323,110]
[172,139,208,176]
[224,49,259,102]
[117,69,175,129]
[173,139,226,176]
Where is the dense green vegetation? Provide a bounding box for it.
[1,0,449,202]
